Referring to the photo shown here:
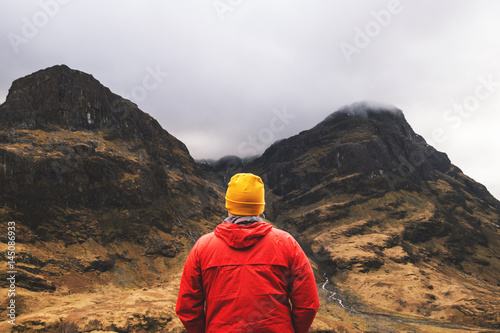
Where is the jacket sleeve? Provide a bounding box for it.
[287,236,320,333]
[175,240,206,333]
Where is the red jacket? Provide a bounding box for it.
[176,220,319,333]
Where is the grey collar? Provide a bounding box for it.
[224,216,262,225]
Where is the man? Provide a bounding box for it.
[176,173,319,332]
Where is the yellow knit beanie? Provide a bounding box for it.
[225,173,265,216]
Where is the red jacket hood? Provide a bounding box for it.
[214,221,273,249]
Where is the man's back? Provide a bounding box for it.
[176,220,319,332]
[176,173,319,332]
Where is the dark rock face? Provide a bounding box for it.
[2,65,149,135]
[210,101,500,328]
[0,65,220,218]
[0,65,225,293]
[0,65,190,155]
[252,102,452,197]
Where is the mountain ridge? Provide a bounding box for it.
[0,65,227,331]
[1,65,499,332]
[196,103,500,329]
[244,102,500,328]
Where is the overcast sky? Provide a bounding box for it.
[1,0,499,199]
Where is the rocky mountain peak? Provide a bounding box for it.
[0,68,226,327]
[321,101,404,121]
[0,65,159,139]
[244,102,500,329]
[1,64,192,159]
[6,64,111,105]
[0,66,217,230]
[253,102,451,196]
[317,101,411,138]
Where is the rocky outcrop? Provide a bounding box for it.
[242,102,500,328]
[252,103,451,196]
[0,65,226,297]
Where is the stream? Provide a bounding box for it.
[321,272,354,312]
[177,217,196,243]
[319,273,489,331]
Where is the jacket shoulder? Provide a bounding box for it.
[195,232,216,249]
[269,227,295,242]
[269,227,300,257]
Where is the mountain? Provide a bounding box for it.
[0,65,225,332]
[245,102,500,329]
[1,66,499,332]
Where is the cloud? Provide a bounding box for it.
[0,0,499,198]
